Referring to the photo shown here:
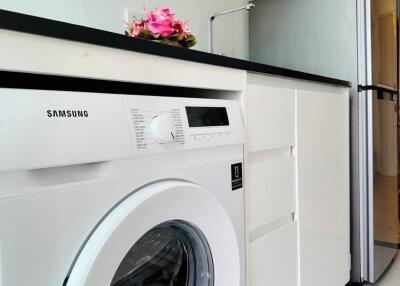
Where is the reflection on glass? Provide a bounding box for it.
[371,0,398,90]
[111,220,214,286]
[372,91,399,278]
[370,0,399,255]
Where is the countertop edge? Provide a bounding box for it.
[0,9,351,88]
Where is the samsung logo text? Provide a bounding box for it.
[47,110,89,118]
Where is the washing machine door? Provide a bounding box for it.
[65,180,240,286]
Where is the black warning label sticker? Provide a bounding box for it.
[231,163,243,191]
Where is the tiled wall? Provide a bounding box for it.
[0,0,249,59]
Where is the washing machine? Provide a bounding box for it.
[0,88,245,286]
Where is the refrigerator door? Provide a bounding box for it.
[356,0,399,283]
[369,0,399,282]
[367,89,399,282]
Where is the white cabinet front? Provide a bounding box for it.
[247,84,295,152]
[297,89,350,286]
[248,156,296,232]
[249,223,299,286]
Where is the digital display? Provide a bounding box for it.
[186,106,229,127]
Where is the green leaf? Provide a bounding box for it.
[168,33,184,42]
[185,34,197,48]
[159,39,183,47]
[137,29,154,40]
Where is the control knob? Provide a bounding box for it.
[150,114,176,143]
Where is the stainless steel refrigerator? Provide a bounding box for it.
[353,0,399,283]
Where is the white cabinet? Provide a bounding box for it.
[245,74,350,286]
[297,89,350,286]
[248,156,295,232]
[245,80,298,286]
[247,84,295,152]
[249,222,299,286]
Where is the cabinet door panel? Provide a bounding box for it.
[247,85,295,152]
[248,157,295,232]
[250,222,298,286]
[297,89,350,286]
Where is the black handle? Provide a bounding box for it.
[358,85,398,101]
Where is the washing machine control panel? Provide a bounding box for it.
[0,89,244,171]
[129,106,185,150]
[123,95,244,154]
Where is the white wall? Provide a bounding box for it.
[0,0,249,59]
[249,0,357,87]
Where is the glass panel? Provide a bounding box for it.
[372,90,399,279]
[371,0,398,89]
[111,220,214,286]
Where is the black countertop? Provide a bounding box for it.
[0,9,351,88]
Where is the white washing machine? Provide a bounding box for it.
[0,89,245,286]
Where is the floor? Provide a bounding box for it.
[373,254,400,285]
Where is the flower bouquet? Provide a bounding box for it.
[124,7,197,48]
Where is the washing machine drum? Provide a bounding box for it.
[111,220,213,286]
[64,181,241,286]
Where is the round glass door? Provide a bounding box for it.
[65,181,240,286]
[110,220,214,286]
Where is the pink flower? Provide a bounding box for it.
[146,7,176,37]
[147,7,174,20]
[173,20,191,38]
[124,6,195,47]
[129,24,141,37]
[126,19,146,37]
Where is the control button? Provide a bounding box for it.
[150,114,176,144]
